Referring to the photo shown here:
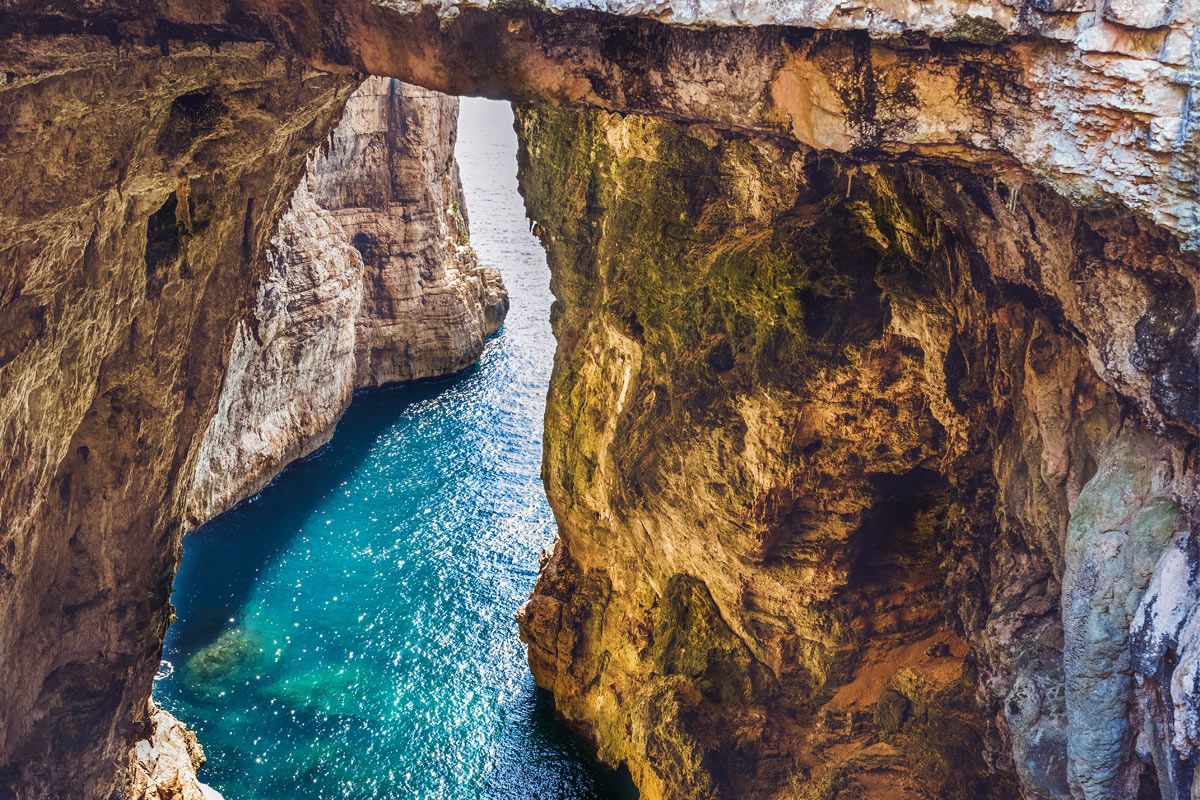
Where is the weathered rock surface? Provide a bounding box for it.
[0,2,1197,800]
[185,77,506,524]
[0,28,358,800]
[128,703,223,800]
[314,77,508,390]
[513,102,1199,800]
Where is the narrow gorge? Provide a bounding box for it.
[0,2,1198,800]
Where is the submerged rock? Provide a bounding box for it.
[183,628,264,691]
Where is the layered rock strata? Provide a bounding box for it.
[0,2,1198,800]
[514,103,1199,800]
[185,76,506,524]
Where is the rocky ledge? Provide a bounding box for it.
[128,703,223,800]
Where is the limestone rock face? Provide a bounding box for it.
[513,102,1200,800]
[1062,429,1186,800]
[0,29,358,800]
[183,178,365,525]
[185,77,506,524]
[127,703,223,800]
[313,77,508,389]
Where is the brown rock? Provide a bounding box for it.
[0,3,1197,800]
[514,102,1199,800]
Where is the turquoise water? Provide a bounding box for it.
[156,98,636,800]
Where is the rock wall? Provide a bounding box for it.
[0,30,359,800]
[185,77,507,524]
[314,77,508,390]
[514,102,1199,800]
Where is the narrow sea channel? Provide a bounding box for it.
[155,98,637,800]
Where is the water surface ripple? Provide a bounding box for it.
[157,98,636,800]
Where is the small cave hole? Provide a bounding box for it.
[849,468,952,585]
[158,90,227,156]
[145,194,181,294]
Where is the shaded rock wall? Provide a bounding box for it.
[185,77,507,524]
[514,102,1199,800]
[0,32,358,800]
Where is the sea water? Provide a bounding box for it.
[155,98,637,800]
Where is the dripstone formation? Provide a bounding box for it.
[0,1,1197,799]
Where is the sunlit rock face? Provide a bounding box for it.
[514,103,1199,800]
[128,703,223,800]
[184,77,507,524]
[314,77,508,388]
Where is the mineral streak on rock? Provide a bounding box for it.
[185,77,507,524]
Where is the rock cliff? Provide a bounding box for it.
[0,29,358,799]
[0,2,1197,800]
[185,76,507,524]
[513,103,1199,800]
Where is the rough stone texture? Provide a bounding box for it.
[513,102,1200,800]
[314,76,508,389]
[0,2,1198,800]
[1061,428,1187,800]
[128,703,223,800]
[355,1,1200,253]
[183,178,364,525]
[185,77,506,524]
[0,28,358,800]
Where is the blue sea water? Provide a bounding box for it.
[155,98,636,800]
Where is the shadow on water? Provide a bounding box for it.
[481,685,639,799]
[170,370,477,656]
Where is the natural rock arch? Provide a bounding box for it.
[0,2,1197,798]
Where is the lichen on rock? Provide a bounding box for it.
[513,98,1200,800]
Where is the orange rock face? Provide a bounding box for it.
[514,103,1198,800]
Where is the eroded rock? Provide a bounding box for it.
[0,2,1198,799]
[513,101,1200,800]
[127,703,223,800]
[185,77,507,523]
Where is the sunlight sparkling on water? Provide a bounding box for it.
[155,97,636,800]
